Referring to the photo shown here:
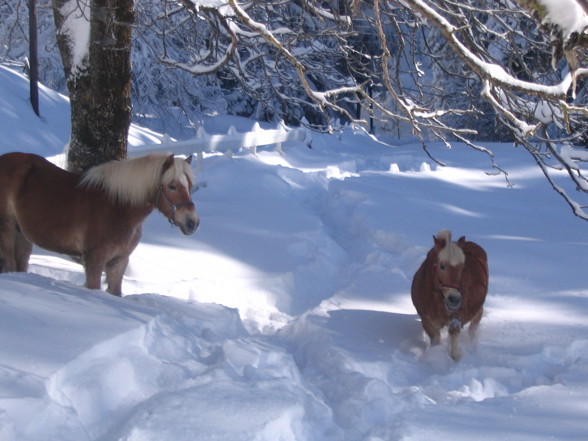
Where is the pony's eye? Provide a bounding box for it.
[439,264,446,271]
[167,184,177,191]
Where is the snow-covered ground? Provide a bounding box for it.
[1,64,587,441]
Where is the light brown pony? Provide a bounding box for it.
[0,152,199,295]
[411,229,488,360]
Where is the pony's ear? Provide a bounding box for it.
[457,236,466,246]
[433,235,446,250]
[185,155,193,165]
[162,154,175,173]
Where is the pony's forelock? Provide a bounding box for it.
[436,229,452,243]
[162,157,194,189]
[436,229,465,266]
[80,154,193,205]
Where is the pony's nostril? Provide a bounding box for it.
[446,294,462,310]
[183,217,199,235]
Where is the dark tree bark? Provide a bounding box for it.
[28,0,39,117]
[52,0,134,172]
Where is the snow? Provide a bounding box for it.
[56,0,90,77]
[1,65,588,440]
[539,0,588,40]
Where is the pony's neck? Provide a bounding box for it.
[80,155,169,206]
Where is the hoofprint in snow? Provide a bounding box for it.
[1,65,588,441]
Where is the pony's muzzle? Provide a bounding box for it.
[442,288,462,311]
[186,217,199,235]
[180,215,199,235]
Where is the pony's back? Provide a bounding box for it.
[460,237,489,310]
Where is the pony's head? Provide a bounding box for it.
[156,155,199,235]
[80,153,200,235]
[432,229,465,312]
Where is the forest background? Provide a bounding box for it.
[2,0,588,219]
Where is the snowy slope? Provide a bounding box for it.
[0,65,587,441]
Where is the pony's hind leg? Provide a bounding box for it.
[105,256,129,296]
[15,227,33,272]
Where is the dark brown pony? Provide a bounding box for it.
[0,152,199,295]
[411,229,488,360]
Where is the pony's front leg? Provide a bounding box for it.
[421,317,441,346]
[448,318,463,361]
[105,256,129,296]
[0,217,17,272]
[468,306,484,341]
[83,253,106,291]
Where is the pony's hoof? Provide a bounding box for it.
[450,348,463,361]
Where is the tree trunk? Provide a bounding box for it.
[28,0,39,117]
[52,0,134,172]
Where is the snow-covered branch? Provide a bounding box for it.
[401,0,576,99]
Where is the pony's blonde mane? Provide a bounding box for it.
[79,154,193,205]
[436,229,465,265]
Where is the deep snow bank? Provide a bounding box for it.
[0,273,341,441]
